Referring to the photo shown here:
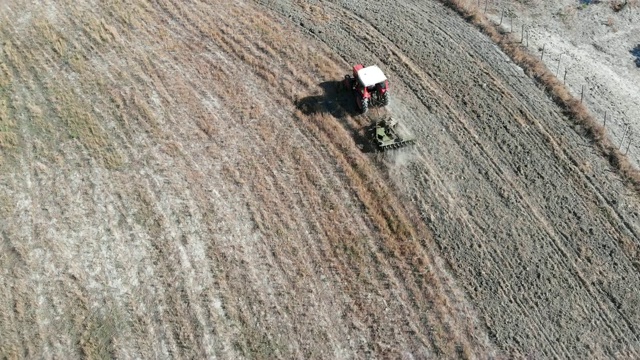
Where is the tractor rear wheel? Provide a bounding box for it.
[361,98,369,114]
[381,92,389,106]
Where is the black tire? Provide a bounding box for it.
[361,97,369,114]
[343,75,352,91]
[381,91,390,106]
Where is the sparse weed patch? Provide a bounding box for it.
[49,82,123,167]
[77,309,123,360]
[0,63,12,88]
[605,16,615,27]
[631,45,640,67]
[0,97,18,150]
[610,0,628,12]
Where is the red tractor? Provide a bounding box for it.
[343,64,390,114]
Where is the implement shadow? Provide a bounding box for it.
[631,45,640,67]
[295,80,378,153]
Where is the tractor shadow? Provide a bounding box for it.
[631,45,640,67]
[295,80,378,153]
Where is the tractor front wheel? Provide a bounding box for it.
[343,75,352,91]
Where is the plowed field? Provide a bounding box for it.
[1,0,639,358]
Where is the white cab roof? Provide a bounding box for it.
[357,65,387,87]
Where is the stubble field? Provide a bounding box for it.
[1,0,639,358]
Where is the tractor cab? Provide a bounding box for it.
[345,64,390,113]
[345,64,389,114]
[354,65,388,92]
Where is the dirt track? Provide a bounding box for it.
[1,0,639,358]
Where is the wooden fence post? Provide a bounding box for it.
[510,14,513,33]
[620,124,629,149]
[624,136,632,155]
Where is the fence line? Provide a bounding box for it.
[464,0,637,159]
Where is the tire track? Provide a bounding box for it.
[316,3,568,356]
[312,1,499,350]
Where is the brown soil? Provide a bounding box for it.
[1,0,639,358]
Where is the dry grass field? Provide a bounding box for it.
[0,0,491,358]
[1,0,639,358]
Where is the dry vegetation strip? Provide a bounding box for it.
[0,0,497,357]
[0,27,18,164]
[163,0,487,356]
[439,0,640,193]
[201,3,479,355]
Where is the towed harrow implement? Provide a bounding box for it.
[371,117,415,151]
